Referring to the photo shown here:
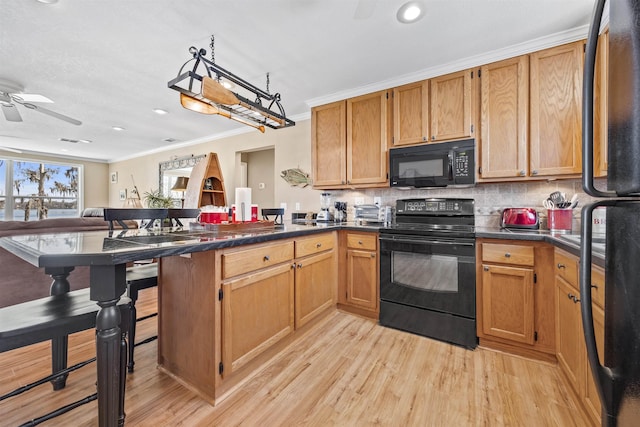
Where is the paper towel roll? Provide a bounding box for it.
[235,187,252,222]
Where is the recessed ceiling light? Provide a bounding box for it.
[112,126,125,131]
[153,108,168,115]
[59,137,92,144]
[36,0,59,4]
[397,1,424,24]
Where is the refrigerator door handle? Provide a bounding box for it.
[582,0,616,198]
[580,201,617,425]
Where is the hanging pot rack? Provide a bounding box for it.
[167,46,295,132]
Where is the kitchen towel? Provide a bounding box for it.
[235,187,252,222]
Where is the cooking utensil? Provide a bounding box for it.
[549,191,565,206]
[543,199,555,209]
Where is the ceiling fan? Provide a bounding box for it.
[0,79,81,126]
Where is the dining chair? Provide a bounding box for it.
[167,208,200,227]
[103,208,168,372]
[261,208,285,225]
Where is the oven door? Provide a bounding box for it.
[379,234,476,319]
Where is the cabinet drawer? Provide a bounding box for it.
[346,233,377,250]
[295,233,335,258]
[482,243,534,266]
[554,249,579,287]
[222,241,294,279]
[591,265,606,309]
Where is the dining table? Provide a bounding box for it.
[0,223,332,426]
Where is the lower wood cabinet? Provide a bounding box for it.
[294,234,337,328]
[222,262,295,375]
[554,248,605,426]
[338,231,379,318]
[476,239,555,359]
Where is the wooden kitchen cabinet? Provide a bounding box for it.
[392,80,429,146]
[221,262,295,375]
[429,69,475,142]
[530,41,584,177]
[594,29,608,178]
[554,248,605,426]
[476,239,556,360]
[479,41,584,181]
[311,91,390,189]
[338,231,379,318]
[311,100,347,187]
[293,233,337,328]
[479,55,530,179]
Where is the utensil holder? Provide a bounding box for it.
[547,209,573,232]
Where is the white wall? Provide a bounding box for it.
[109,119,322,215]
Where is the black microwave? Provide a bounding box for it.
[389,139,475,188]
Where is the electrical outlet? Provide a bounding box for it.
[258,182,265,190]
[280,202,287,211]
[295,202,300,211]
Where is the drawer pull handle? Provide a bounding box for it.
[572,295,581,303]
[557,263,566,269]
[567,292,574,300]
[371,253,375,258]
[316,243,322,248]
[358,240,363,245]
[504,253,511,258]
[291,263,296,269]
[483,266,489,271]
[264,255,270,261]
[297,263,303,269]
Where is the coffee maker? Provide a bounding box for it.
[334,201,347,222]
[316,192,334,222]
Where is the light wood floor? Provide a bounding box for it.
[0,288,588,427]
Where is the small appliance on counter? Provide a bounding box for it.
[317,192,334,222]
[354,204,382,224]
[500,208,539,230]
[334,201,347,222]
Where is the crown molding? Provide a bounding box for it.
[306,24,590,108]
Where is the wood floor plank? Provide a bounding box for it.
[0,288,590,426]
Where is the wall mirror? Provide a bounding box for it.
[158,154,206,202]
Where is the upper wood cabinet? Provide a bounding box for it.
[479,56,530,179]
[347,91,390,186]
[392,80,429,146]
[311,91,390,189]
[311,100,347,187]
[479,41,584,181]
[594,29,609,178]
[430,69,475,142]
[529,41,584,177]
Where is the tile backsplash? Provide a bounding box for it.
[329,178,608,230]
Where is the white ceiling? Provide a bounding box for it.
[0,0,595,163]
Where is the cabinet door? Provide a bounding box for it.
[481,263,535,344]
[294,250,336,328]
[312,100,347,187]
[530,42,583,176]
[221,263,295,376]
[430,69,473,142]
[594,30,608,178]
[392,80,429,146]
[479,56,529,179]
[555,276,584,393]
[346,248,378,310]
[346,91,389,186]
[584,302,605,423]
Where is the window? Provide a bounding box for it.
[0,158,83,221]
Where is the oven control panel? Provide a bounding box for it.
[396,198,475,215]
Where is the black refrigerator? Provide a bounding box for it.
[582,0,640,426]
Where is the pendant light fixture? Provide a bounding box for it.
[168,36,295,132]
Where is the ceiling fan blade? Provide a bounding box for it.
[1,103,23,122]
[14,93,54,103]
[26,103,82,125]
